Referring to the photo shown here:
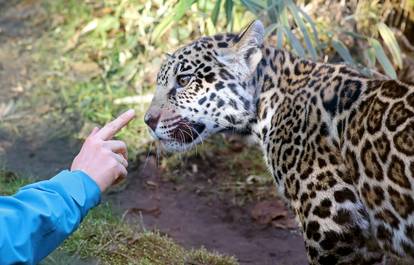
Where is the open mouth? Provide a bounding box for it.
[169,119,206,144]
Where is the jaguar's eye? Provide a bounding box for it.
[176,75,192,87]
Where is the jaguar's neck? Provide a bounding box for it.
[250,45,373,167]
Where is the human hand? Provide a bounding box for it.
[71,109,136,192]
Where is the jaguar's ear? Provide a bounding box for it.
[165,53,173,59]
[219,20,265,76]
[234,20,265,52]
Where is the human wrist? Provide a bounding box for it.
[49,170,101,216]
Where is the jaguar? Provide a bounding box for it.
[144,20,414,264]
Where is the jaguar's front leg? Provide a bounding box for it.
[286,163,383,265]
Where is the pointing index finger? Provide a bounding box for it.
[96,109,136,140]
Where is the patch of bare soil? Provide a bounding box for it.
[0,0,45,100]
[109,152,308,265]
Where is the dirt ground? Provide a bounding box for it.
[110,154,308,265]
[0,1,308,264]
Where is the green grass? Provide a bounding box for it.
[0,170,32,195]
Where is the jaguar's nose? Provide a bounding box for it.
[144,112,161,131]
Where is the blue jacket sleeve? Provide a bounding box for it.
[0,170,101,265]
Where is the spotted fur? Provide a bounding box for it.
[144,20,414,264]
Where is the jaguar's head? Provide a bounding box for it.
[145,20,265,152]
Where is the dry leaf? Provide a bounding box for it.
[0,101,15,119]
[251,199,288,225]
[71,61,102,80]
[122,207,161,219]
[80,19,98,35]
[64,31,81,52]
[191,164,198,173]
[64,19,98,52]
[145,180,159,189]
[94,7,113,17]
[271,217,298,229]
[251,199,298,229]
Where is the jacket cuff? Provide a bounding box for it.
[48,170,101,217]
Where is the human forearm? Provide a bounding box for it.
[0,170,100,264]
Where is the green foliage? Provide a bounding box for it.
[154,0,404,79]
[369,38,397,79]
[377,22,403,68]
[0,171,32,195]
[151,0,255,38]
[211,0,223,26]
[152,0,197,42]
[331,39,355,65]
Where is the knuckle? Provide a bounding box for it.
[106,144,115,151]
[101,149,111,158]
[108,157,118,167]
[108,122,118,131]
[89,138,101,147]
[85,136,95,144]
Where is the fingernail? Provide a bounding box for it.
[125,109,135,116]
